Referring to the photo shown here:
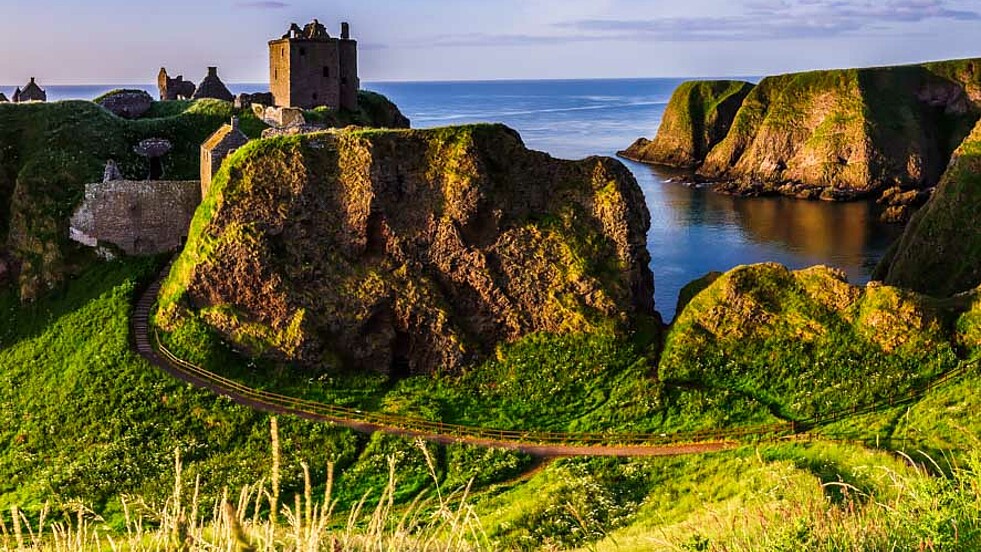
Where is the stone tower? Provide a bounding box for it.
[269,19,360,111]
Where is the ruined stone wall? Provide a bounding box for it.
[339,39,359,111]
[69,180,201,255]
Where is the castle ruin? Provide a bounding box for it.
[269,19,359,111]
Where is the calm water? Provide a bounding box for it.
[25,80,903,320]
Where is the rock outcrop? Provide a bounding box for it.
[877,116,981,296]
[619,81,753,168]
[627,59,981,205]
[96,89,153,119]
[157,124,655,376]
[661,263,957,418]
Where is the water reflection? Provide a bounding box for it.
[626,162,903,321]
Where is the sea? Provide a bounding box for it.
[22,80,903,321]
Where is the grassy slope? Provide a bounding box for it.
[660,264,959,421]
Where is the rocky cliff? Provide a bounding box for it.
[877,116,981,296]
[619,80,753,168]
[156,124,656,376]
[660,263,958,418]
[627,59,981,206]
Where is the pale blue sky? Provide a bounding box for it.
[3,0,981,83]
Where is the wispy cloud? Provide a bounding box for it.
[563,0,981,42]
[235,1,289,9]
[417,0,981,47]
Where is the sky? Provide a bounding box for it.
[2,0,981,84]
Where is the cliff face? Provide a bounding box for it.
[628,59,981,202]
[156,124,655,376]
[619,80,753,168]
[660,263,956,418]
[878,116,981,296]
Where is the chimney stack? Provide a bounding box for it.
[341,22,350,39]
[208,67,218,78]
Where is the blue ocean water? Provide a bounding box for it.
[20,80,902,320]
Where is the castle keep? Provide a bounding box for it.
[269,19,359,111]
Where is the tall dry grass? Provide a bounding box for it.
[0,417,487,551]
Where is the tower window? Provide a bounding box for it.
[342,77,348,85]
[299,47,306,56]
[313,93,318,101]
[323,66,330,78]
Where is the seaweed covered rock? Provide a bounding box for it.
[879,117,981,296]
[156,124,655,375]
[659,264,957,418]
[627,59,981,202]
[619,80,753,168]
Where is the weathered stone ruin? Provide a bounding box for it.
[269,19,359,110]
[97,90,153,119]
[103,160,123,183]
[200,117,249,196]
[192,67,234,102]
[257,105,306,127]
[235,92,274,110]
[0,93,8,103]
[134,138,173,180]
[157,68,196,100]
[69,179,201,256]
[13,78,46,102]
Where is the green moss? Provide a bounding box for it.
[660,264,959,419]
[621,80,753,167]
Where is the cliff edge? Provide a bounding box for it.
[156,124,656,375]
[619,80,753,168]
[625,59,981,206]
[877,116,981,296]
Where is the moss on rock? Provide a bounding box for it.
[628,59,981,201]
[157,124,656,375]
[659,263,957,419]
[880,117,981,296]
[619,80,753,168]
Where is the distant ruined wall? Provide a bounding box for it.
[69,180,201,255]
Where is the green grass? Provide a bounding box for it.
[0,258,538,525]
[660,264,960,421]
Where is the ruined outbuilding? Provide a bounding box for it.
[157,68,196,100]
[192,67,234,102]
[13,78,46,102]
[0,93,8,103]
[69,179,201,256]
[200,117,249,196]
[269,19,359,110]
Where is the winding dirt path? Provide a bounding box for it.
[130,267,976,458]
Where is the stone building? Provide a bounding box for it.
[192,67,234,102]
[269,19,359,111]
[69,179,201,255]
[13,78,46,102]
[158,68,197,100]
[200,117,249,196]
[0,93,8,103]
